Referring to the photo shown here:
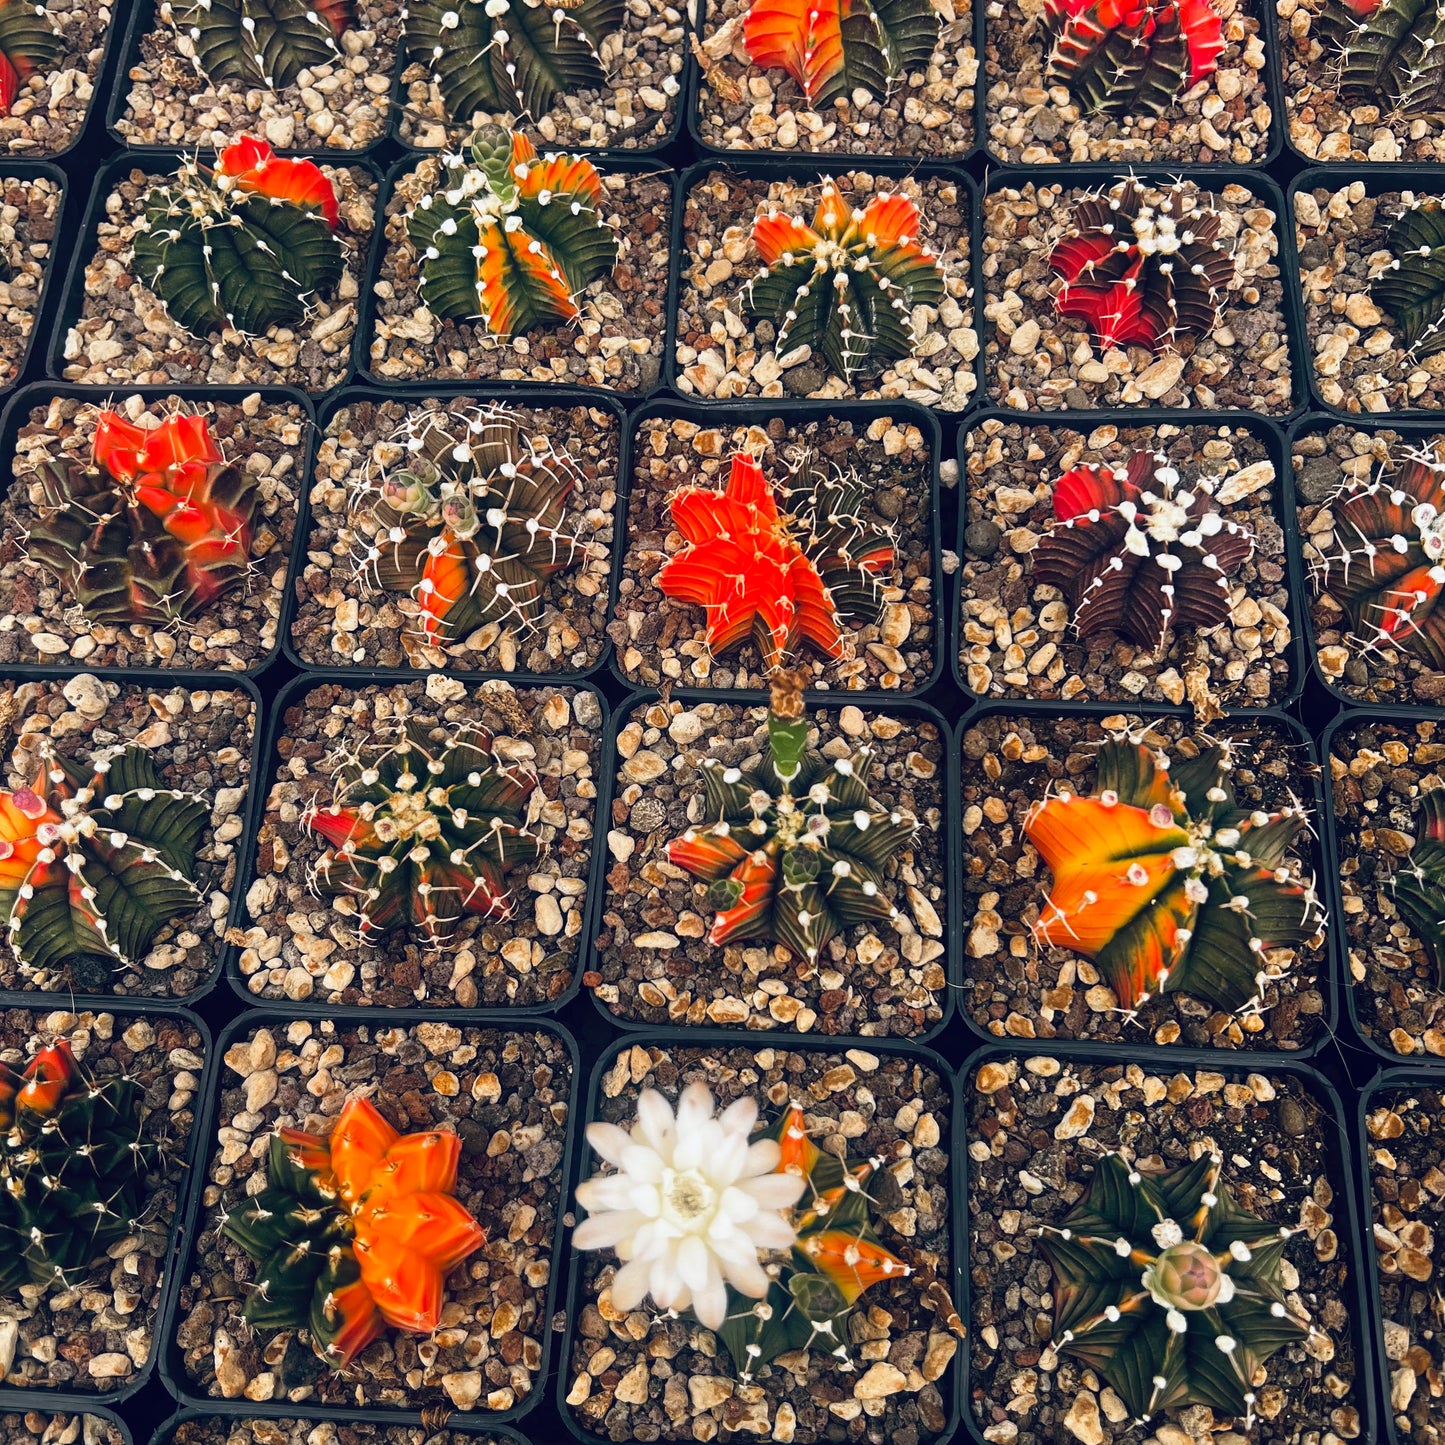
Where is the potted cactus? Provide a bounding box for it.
[562,1035,961,1443]
[0,1007,207,1395]
[290,393,620,674]
[236,675,600,1008]
[172,1012,575,1414]
[0,0,109,156]
[966,1050,1368,1442]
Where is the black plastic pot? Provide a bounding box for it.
[556,1027,965,1445]
[158,1008,581,1428]
[981,165,1313,423]
[668,156,985,412]
[1,1393,134,1443]
[957,1040,1379,1445]
[283,384,627,680]
[950,696,1343,1060]
[46,150,385,396]
[0,164,72,398]
[148,1404,535,1444]
[353,152,680,399]
[953,406,1310,710]
[612,393,946,697]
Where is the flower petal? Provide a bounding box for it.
[609,1256,652,1313]
[719,1093,758,1139]
[743,1211,797,1250]
[692,1266,728,1330]
[634,1089,677,1160]
[743,1138,782,1177]
[676,1080,716,1138]
[586,1121,634,1168]
[675,1233,712,1294]
[576,1174,645,1213]
[739,1171,808,1210]
[572,1209,645,1252]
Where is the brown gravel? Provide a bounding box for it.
[2,1412,125,1445]
[0,175,59,386]
[163,1419,518,1445]
[0,0,109,157]
[613,412,936,692]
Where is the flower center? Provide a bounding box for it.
[1143,1240,1224,1311]
[660,1167,716,1228]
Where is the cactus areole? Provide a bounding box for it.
[164,0,355,90]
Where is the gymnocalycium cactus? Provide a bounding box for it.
[1051,176,1234,353]
[742,0,938,109]
[222,1093,485,1367]
[1318,0,1445,117]
[133,136,344,337]
[162,0,354,91]
[351,403,591,652]
[1372,198,1445,359]
[24,410,257,627]
[1043,0,1226,117]
[401,0,624,125]
[1037,1152,1312,1425]
[304,719,541,946]
[667,668,915,964]
[407,125,619,337]
[0,0,63,115]
[657,451,894,671]
[1387,785,1445,985]
[742,182,944,382]
[1024,735,1322,1015]
[0,740,209,989]
[0,1039,156,1296]
[1030,451,1256,652]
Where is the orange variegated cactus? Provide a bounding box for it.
[216,135,342,228]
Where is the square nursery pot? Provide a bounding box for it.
[1289,412,1445,709]
[963,1045,1375,1445]
[50,151,382,396]
[587,689,953,1037]
[982,166,1307,417]
[8,1405,132,1445]
[671,158,981,411]
[1291,168,1445,418]
[360,154,676,396]
[613,398,943,694]
[286,387,624,678]
[982,0,1283,166]
[165,1010,579,1423]
[559,1032,963,1445]
[0,669,261,1000]
[0,383,315,675]
[1357,1069,1445,1444]
[0,0,119,160]
[0,166,68,396]
[956,700,1338,1055]
[955,408,1307,710]
[148,1410,533,1445]
[688,0,977,158]
[0,1003,211,1401]
[230,672,605,1011]
[104,0,404,154]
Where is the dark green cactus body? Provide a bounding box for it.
[1389,786,1445,984]
[164,0,353,90]
[1372,200,1445,358]
[1320,0,1445,115]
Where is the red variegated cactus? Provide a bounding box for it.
[1031,451,1255,652]
[1051,177,1234,354]
[1024,736,1322,1015]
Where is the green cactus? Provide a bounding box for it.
[1319,0,1445,116]
[1372,198,1445,358]
[162,0,355,91]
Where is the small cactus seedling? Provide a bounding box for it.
[1372,199,1445,359]
[657,451,894,671]
[351,403,590,651]
[667,669,915,964]
[1318,0,1445,117]
[1051,176,1234,354]
[0,0,62,115]
[1024,736,1322,1015]
[1037,1152,1312,1425]
[163,0,354,91]
[23,410,257,627]
[401,0,624,125]
[1030,451,1255,653]
[1388,785,1445,984]
[133,135,344,338]
[1310,445,1445,667]
[304,718,541,947]
[1044,0,1225,117]
[407,125,619,337]
[742,0,938,109]
[743,182,944,382]
[0,740,209,989]
[0,1039,156,1296]
[222,1093,485,1367]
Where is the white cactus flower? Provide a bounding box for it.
[574,1081,806,1329]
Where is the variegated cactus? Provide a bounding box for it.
[162,0,354,90]
[1372,198,1445,358]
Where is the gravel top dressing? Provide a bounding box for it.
[3,1413,125,1445]
[0,174,59,386]
[164,1421,519,1445]
[0,0,109,156]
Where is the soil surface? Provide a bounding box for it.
[165,1420,517,1445]
[3,1413,125,1445]
[0,1007,204,1394]
[675,170,976,409]
[613,412,936,692]
[0,392,307,672]
[960,417,1294,707]
[292,396,618,673]
[567,1041,957,1443]
[176,1018,572,1413]
[960,711,1329,1051]
[0,0,109,156]
[0,175,59,386]
[967,1056,1363,1444]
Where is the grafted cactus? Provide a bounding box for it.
[406,125,619,336]
[133,136,344,337]
[1030,450,1255,652]
[742,182,944,382]
[1372,198,1445,358]
[1051,176,1234,353]
[162,0,354,90]
[0,0,62,115]
[1318,0,1445,117]
[1389,785,1445,985]
[401,0,624,124]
